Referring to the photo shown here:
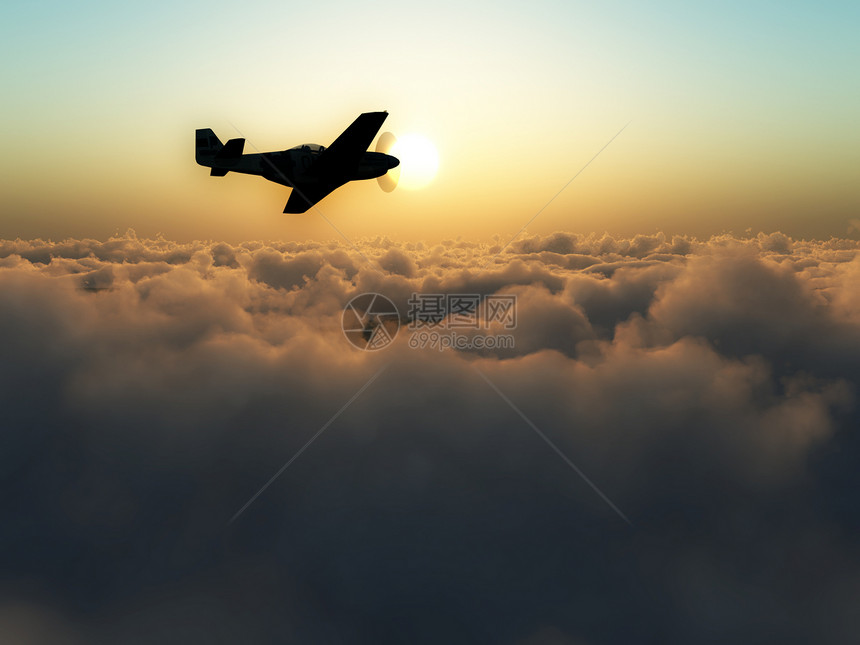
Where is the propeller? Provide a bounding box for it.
[376,131,400,193]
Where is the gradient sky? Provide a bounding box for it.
[1,0,858,242]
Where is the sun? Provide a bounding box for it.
[390,134,439,190]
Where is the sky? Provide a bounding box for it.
[1,0,858,242]
[2,2,860,643]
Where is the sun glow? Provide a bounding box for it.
[391,134,439,190]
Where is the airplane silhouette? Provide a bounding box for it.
[195,112,399,213]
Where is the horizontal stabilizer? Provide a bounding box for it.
[216,138,245,161]
[210,168,229,177]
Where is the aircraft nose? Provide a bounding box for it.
[387,155,400,169]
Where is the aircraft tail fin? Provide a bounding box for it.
[195,128,223,163]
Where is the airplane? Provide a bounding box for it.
[195,111,400,213]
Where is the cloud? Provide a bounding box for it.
[1,231,859,643]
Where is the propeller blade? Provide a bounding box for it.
[376,131,397,154]
[376,131,400,193]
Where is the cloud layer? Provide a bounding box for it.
[1,230,859,643]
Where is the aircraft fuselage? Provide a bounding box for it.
[197,146,396,187]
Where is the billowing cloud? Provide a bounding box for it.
[1,230,859,643]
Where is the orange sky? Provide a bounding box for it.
[2,0,858,243]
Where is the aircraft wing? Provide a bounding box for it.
[282,111,389,213]
[305,111,389,183]
[283,179,348,213]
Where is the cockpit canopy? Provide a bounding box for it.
[289,143,326,154]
